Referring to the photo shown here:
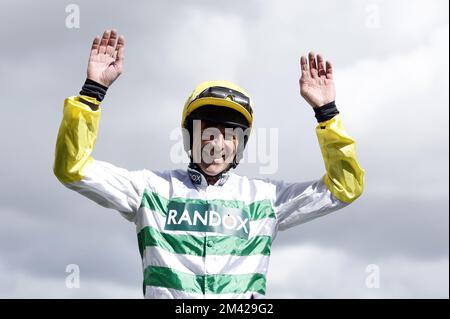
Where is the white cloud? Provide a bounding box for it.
[162,7,248,82]
[0,261,141,299]
[336,26,449,139]
[266,244,449,298]
[380,0,449,40]
[335,26,449,199]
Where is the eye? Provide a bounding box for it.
[225,134,234,141]
[224,129,237,140]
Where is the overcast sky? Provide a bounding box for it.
[0,0,448,298]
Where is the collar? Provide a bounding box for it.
[187,163,230,188]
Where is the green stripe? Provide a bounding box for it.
[248,200,276,220]
[144,266,266,295]
[140,189,170,216]
[137,226,272,257]
[140,189,275,220]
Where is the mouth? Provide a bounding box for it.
[212,154,226,164]
[201,146,229,165]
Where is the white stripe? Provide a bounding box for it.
[249,217,276,238]
[144,286,265,299]
[144,170,277,206]
[204,253,270,275]
[136,206,276,238]
[167,172,277,205]
[143,246,203,274]
[143,246,270,276]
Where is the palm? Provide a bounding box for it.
[299,53,336,108]
[87,29,125,87]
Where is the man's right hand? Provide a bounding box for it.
[87,29,125,87]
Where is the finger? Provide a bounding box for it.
[308,51,318,78]
[317,54,326,78]
[113,35,125,60]
[90,36,100,57]
[106,29,118,56]
[300,56,309,71]
[114,35,125,70]
[326,61,333,79]
[300,56,310,79]
[98,30,111,54]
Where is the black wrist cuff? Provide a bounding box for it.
[80,78,108,102]
[313,101,339,123]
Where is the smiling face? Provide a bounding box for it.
[192,120,239,176]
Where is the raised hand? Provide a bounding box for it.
[299,52,336,108]
[87,29,125,87]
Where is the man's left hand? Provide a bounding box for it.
[299,52,336,108]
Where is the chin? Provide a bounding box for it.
[201,162,229,176]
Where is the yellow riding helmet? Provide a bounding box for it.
[181,80,254,130]
[181,80,254,155]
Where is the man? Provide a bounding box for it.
[53,29,364,299]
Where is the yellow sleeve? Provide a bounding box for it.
[53,95,101,184]
[316,115,365,203]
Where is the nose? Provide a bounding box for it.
[210,132,225,150]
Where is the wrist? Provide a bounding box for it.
[80,78,108,102]
[313,101,339,123]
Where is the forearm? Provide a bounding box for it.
[53,80,105,183]
[315,110,365,203]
